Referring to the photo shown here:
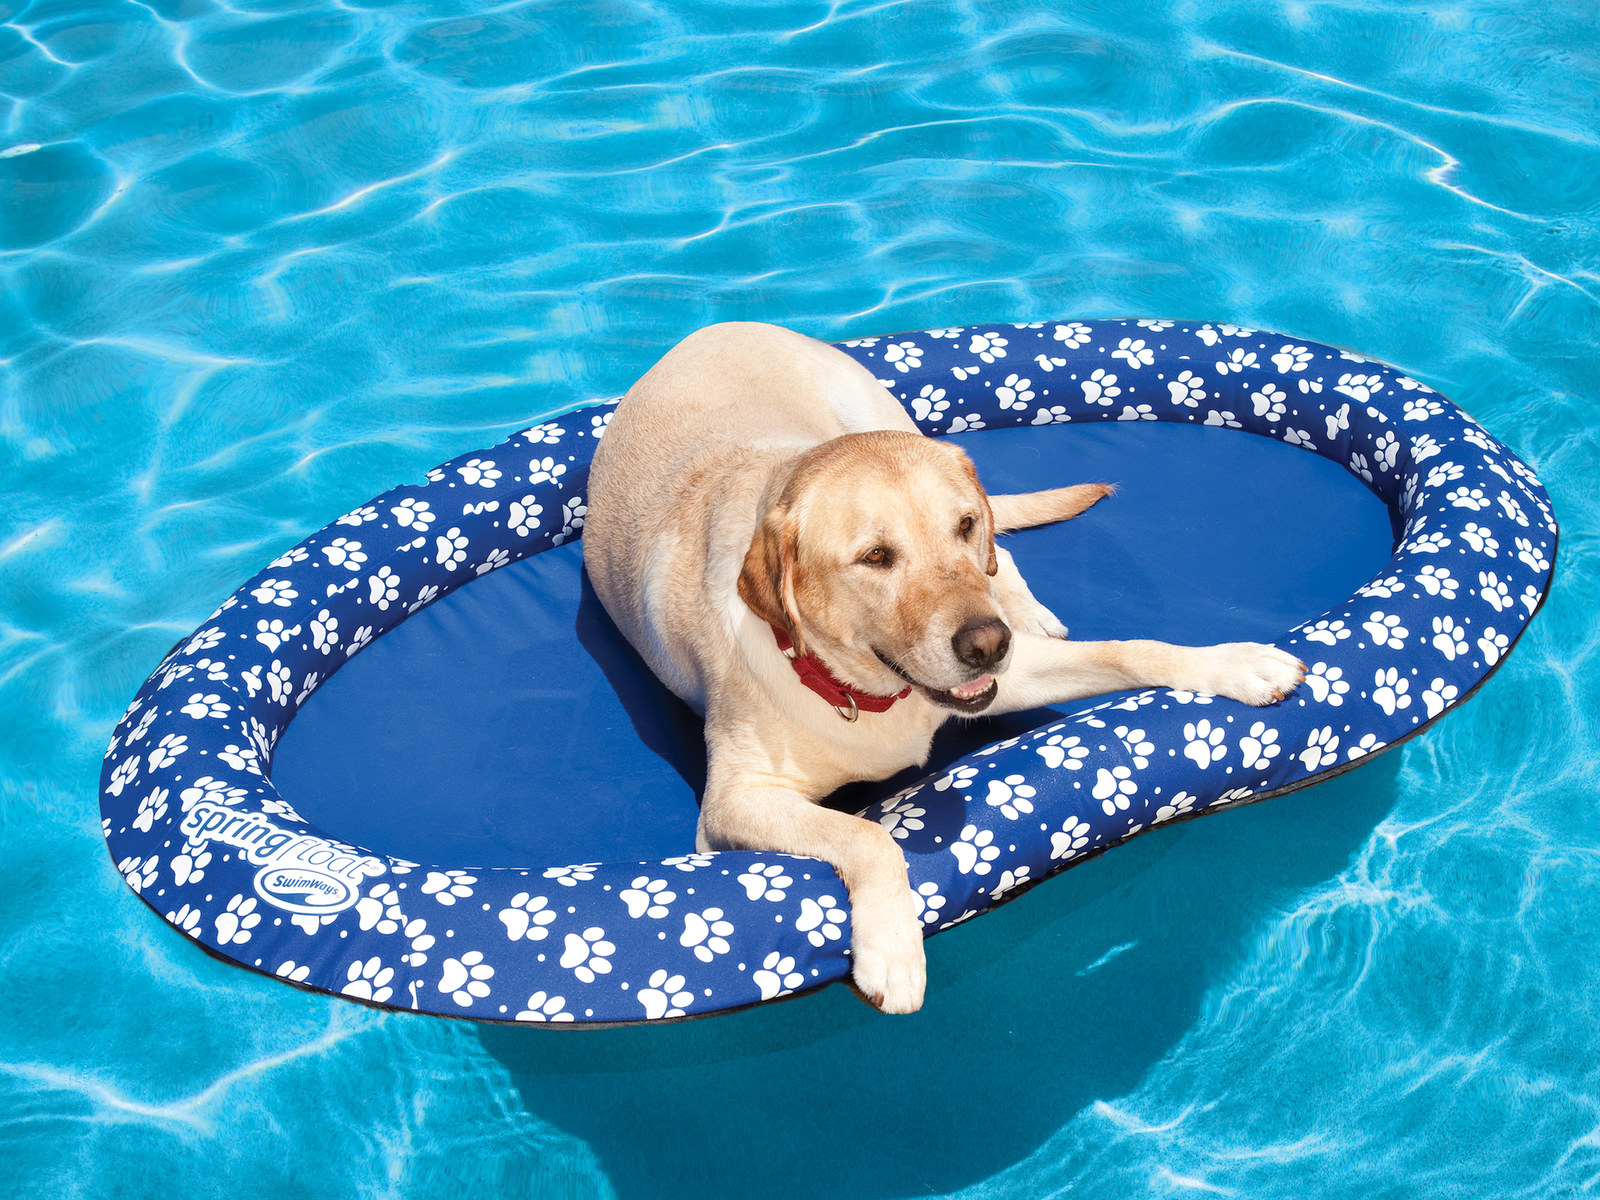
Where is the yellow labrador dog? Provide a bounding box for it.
[584,323,1303,1013]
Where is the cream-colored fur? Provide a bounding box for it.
[584,322,1304,1013]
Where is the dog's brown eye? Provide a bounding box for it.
[958,515,976,539]
[859,546,893,567]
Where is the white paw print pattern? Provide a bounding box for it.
[543,863,598,887]
[439,952,493,1006]
[1363,611,1408,649]
[985,774,1036,819]
[1372,668,1411,715]
[1112,338,1154,369]
[250,578,297,607]
[1054,322,1092,348]
[753,952,805,1001]
[912,880,946,925]
[1300,727,1340,771]
[1324,403,1351,441]
[180,692,229,720]
[457,458,501,487]
[342,957,395,1004]
[106,756,139,797]
[1422,677,1460,719]
[738,862,792,901]
[516,991,573,1022]
[311,608,340,651]
[1239,722,1281,770]
[1478,626,1510,665]
[165,904,201,936]
[1272,344,1313,373]
[1093,765,1136,813]
[1051,816,1092,861]
[1081,368,1120,405]
[435,527,469,570]
[969,332,1007,362]
[1216,348,1256,374]
[878,795,926,840]
[1114,726,1155,769]
[637,970,694,1019]
[215,894,260,945]
[1447,486,1490,511]
[1155,791,1197,823]
[1432,615,1469,660]
[392,498,435,529]
[421,870,476,905]
[527,457,568,487]
[883,341,923,372]
[170,846,211,886]
[355,883,406,934]
[1515,538,1549,572]
[990,866,1031,901]
[1411,433,1442,462]
[952,825,1001,874]
[498,892,557,941]
[1203,409,1242,429]
[1460,523,1499,555]
[523,423,564,445]
[554,498,588,546]
[118,854,158,892]
[995,374,1034,409]
[1334,373,1384,402]
[1183,720,1227,769]
[559,928,615,983]
[620,876,676,919]
[1478,571,1512,612]
[911,385,949,424]
[681,908,735,962]
[1416,565,1457,598]
[322,538,366,571]
[1303,619,1351,646]
[934,764,979,794]
[1347,734,1383,760]
[1250,383,1286,421]
[1167,370,1205,408]
[1030,404,1071,425]
[509,497,543,536]
[1036,732,1089,769]
[796,896,845,947]
[1117,404,1156,422]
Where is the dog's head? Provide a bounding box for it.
[738,431,1009,712]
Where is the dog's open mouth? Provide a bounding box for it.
[919,673,998,712]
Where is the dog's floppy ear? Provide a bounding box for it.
[738,504,806,652]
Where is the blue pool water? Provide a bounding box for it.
[2,0,1595,1195]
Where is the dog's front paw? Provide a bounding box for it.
[1192,642,1305,705]
[848,888,926,1014]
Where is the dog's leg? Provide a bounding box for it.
[991,544,1069,639]
[989,483,1113,533]
[697,768,925,1014]
[991,633,1304,713]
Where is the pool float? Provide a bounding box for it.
[99,319,1557,1024]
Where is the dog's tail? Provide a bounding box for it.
[989,483,1115,534]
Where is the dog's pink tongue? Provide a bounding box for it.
[949,674,994,700]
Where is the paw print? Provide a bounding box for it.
[1357,574,1403,599]
[498,892,557,941]
[912,880,946,925]
[214,742,258,774]
[878,795,926,840]
[1459,523,1499,555]
[106,756,139,798]
[439,951,494,1006]
[353,883,405,934]
[1203,409,1242,429]
[1117,404,1156,421]
[254,618,299,651]
[1515,538,1550,572]
[1137,319,1174,331]
[342,957,395,1004]
[1303,661,1350,705]
[1373,431,1400,471]
[1372,667,1411,715]
[1081,368,1120,405]
[544,863,599,886]
[1403,397,1445,421]
[951,825,1001,875]
[1422,677,1459,719]
[738,862,793,901]
[1050,816,1093,861]
[392,498,435,529]
[1272,344,1313,373]
[265,661,292,704]
[1334,373,1384,402]
[1036,732,1089,769]
[1478,571,1511,612]
[1155,791,1198,823]
[1462,426,1494,452]
[1520,584,1540,613]
[985,774,1036,819]
[266,546,309,570]
[969,332,1007,362]
[1239,721,1281,770]
[311,609,340,653]
[559,928,615,983]
[1324,403,1351,442]
[215,894,260,946]
[523,422,565,445]
[1432,615,1468,660]
[1446,486,1489,511]
[1250,383,1287,420]
[1283,427,1316,449]
[1166,370,1206,408]
[796,895,846,947]
[1195,325,1222,347]
[1215,347,1257,374]
[165,904,202,936]
[934,764,979,794]
[457,458,501,487]
[1299,726,1340,771]
[1114,726,1154,769]
[753,951,804,1000]
[528,456,567,485]
[1183,719,1227,769]
[620,876,676,919]
[590,411,612,438]
[1363,611,1409,649]
[1112,338,1154,369]
[1350,453,1373,483]
[516,991,573,1022]
[990,866,1032,900]
[322,538,366,571]
[1054,322,1093,348]
[883,341,923,372]
[1093,765,1137,813]
[117,854,158,893]
[1409,530,1451,554]
[1425,462,1465,488]
[366,569,398,614]
[132,788,169,834]
[1030,404,1071,425]
[276,961,312,983]
[995,374,1034,409]
[1410,433,1441,463]
[250,578,298,607]
[180,692,230,720]
[637,970,694,1019]
[509,496,543,536]
[435,527,469,570]
[680,907,735,961]
[911,384,949,424]
[553,497,587,546]
[170,846,211,886]
[421,870,476,905]
[1477,626,1510,666]
[1496,491,1528,527]
[145,733,188,771]
[1347,734,1383,760]
[1416,565,1457,598]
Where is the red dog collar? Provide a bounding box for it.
[771,625,911,721]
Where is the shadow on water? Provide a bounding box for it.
[480,753,1401,1198]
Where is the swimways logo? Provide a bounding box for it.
[181,803,386,915]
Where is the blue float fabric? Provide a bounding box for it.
[99,320,1557,1024]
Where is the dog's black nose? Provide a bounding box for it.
[952,617,1011,668]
